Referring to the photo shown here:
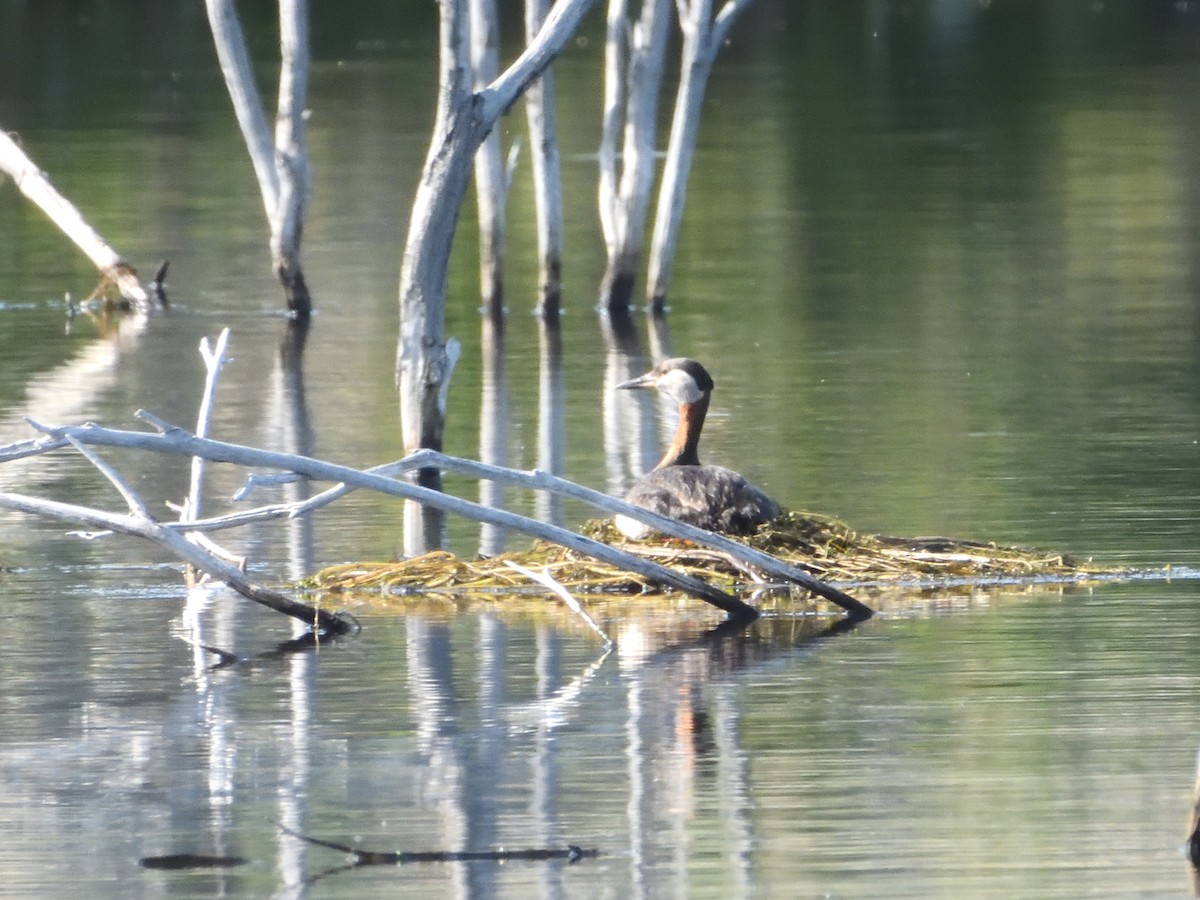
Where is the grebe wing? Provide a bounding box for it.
[621,465,781,536]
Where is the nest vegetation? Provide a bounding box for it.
[304,511,1118,599]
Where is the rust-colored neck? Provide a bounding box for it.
[654,394,709,468]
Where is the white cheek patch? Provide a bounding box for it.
[657,368,704,404]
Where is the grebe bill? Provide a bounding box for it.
[614,358,782,539]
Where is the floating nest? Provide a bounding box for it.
[304,511,1120,600]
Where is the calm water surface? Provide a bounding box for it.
[2,2,1200,896]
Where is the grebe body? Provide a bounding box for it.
[614,358,781,539]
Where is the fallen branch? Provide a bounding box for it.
[0,413,873,619]
[0,129,150,310]
[0,488,350,634]
[0,416,761,620]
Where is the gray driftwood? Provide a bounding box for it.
[0,419,872,620]
[0,449,349,635]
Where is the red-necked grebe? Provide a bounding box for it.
[614,357,782,539]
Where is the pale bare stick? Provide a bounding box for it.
[64,436,149,518]
[184,328,232,525]
[181,330,245,575]
[398,0,597,452]
[204,0,311,312]
[504,560,613,647]
[646,0,759,309]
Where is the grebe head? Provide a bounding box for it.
[616,357,714,404]
[618,358,715,469]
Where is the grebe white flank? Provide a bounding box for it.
[614,357,782,539]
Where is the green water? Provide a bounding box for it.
[1,2,1199,896]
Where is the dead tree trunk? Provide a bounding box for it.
[0,130,150,310]
[272,0,313,314]
[470,0,507,316]
[525,0,566,320]
[646,0,758,313]
[597,0,671,313]
[205,0,312,317]
[397,0,599,454]
[398,0,472,455]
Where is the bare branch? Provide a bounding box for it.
[1,417,872,619]
[505,560,614,646]
[712,0,758,48]
[404,448,873,619]
[0,489,350,634]
[65,436,151,519]
[204,0,279,213]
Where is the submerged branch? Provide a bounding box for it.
[278,822,597,866]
